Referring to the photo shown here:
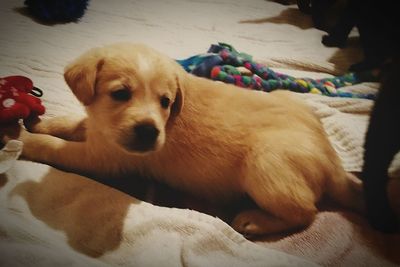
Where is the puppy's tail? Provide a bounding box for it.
[327,171,366,214]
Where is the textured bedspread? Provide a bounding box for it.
[1,0,399,266]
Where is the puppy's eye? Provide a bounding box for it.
[110,88,132,101]
[160,96,170,109]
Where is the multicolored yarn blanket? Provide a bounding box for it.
[177,43,376,99]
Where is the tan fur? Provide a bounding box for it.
[2,43,364,235]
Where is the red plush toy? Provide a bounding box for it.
[0,76,45,124]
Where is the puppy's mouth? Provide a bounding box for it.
[119,123,162,154]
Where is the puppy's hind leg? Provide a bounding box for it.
[326,168,365,214]
[25,115,87,141]
[232,143,318,235]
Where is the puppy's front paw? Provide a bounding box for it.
[23,116,42,133]
[1,121,30,145]
[0,139,23,173]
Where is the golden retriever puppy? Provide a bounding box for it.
[2,43,363,235]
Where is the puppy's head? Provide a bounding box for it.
[64,43,185,154]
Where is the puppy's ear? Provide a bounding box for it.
[64,49,104,106]
[170,74,185,119]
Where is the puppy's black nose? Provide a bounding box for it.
[134,123,159,145]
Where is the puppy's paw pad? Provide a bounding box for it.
[231,211,265,236]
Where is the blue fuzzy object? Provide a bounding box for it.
[24,0,89,22]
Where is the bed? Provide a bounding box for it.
[1,0,399,266]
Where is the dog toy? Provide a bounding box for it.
[0,76,45,124]
[177,43,376,99]
[24,0,89,23]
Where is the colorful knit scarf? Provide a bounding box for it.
[177,43,376,99]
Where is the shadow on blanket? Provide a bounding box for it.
[328,37,363,72]
[239,7,313,30]
[0,175,7,188]
[10,168,138,257]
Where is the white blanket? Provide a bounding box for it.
[1,0,399,266]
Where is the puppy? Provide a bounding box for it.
[2,43,363,235]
